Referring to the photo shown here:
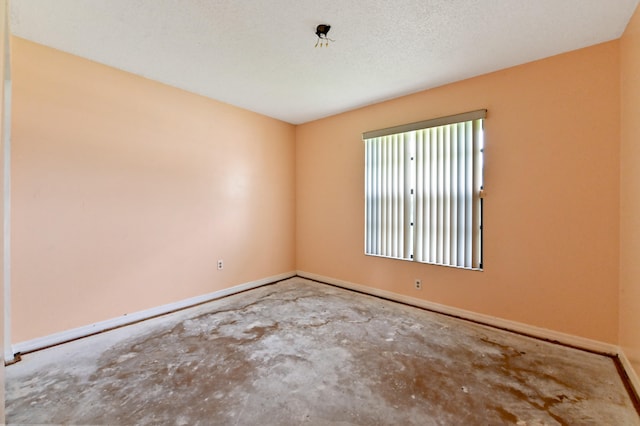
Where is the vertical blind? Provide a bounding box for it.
[363,110,485,269]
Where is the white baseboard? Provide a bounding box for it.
[10,269,640,401]
[11,271,296,358]
[619,349,640,399]
[296,271,619,355]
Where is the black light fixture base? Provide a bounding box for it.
[315,24,333,47]
[315,24,331,38]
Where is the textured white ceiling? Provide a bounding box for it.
[9,0,640,124]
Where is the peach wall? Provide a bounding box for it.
[620,4,640,378]
[11,37,296,342]
[0,0,7,421]
[297,41,621,343]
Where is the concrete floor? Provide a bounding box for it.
[6,277,640,425]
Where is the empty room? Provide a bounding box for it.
[2,0,640,424]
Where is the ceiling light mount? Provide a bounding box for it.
[315,24,334,48]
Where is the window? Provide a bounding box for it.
[363,110,486,270]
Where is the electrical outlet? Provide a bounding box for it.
[414,279,422,290]
[217,259,224,270]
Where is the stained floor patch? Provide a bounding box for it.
[7,278,640,425]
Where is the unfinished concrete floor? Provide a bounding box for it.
[6,277,640,425]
